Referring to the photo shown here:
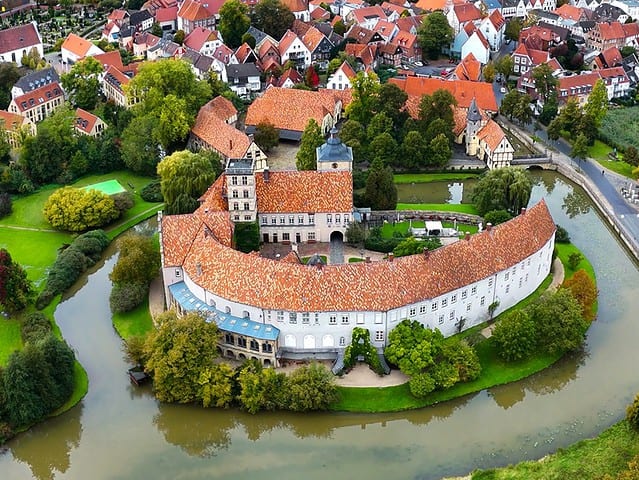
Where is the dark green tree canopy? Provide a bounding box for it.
[219,0,251,49]
[252,0,295,40]
[417,11,454,60]
[471,167,533,216]
[296,119,324,171]
[0,249,33,313]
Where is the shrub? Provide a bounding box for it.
[124,335,148,366]
[141,180,163,202]
[71,230,110,262]
[21,312,52,344]
[112,191,134,214]
[109,282,148,313]
[0,192,12,218]
[110,235,159,286]
[483,209,512,226]
[627,392,639,430]
[43,186,119,232]
[233,222,260,253]
[562,269,597,321]
[568,252,583,270]
[0,422,14,444]
[555,224,570,243]
[364,236,402,253]
[492,310,537,362]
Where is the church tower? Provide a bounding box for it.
[315,127,353,172]
[465,97,483,156]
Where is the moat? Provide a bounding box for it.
[1,171,637,480]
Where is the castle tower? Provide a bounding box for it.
[315,127,353,172]
[465,97,483,156]
[225,158,257,223]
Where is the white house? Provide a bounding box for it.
[479,9,506,51]
[279,30,312,68]
[327,61,357,90]
[462,29,491,65]
[61,33,105,65]
[0,22,43,64]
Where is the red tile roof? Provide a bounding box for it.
[255,171,353,213]
[389,77,499,112]
[184,27,219,51]
[455,53,481,82]
[477,119,506,151]
[302,26,327,52]
[554,4,582,21]
[245,87,349,133]
[392,30,417,49]
[488,9,505,30]
[0,110,28,133]
[597,21,625,41]
[345,42,377,68]
[199,174,228,212]
[311,6,330,20]
[396,15,424,33]
[279,30,302,55]
[155,6,178,22]
[191,98,251,158]
[178,0,223,19]
[162,200,555,312]
[352,6,387,25]
[108,9,128,22]
[453,3,482,23]
[62,33,99,58]
[235,42,256,63]
[12,82,63,113]
[0,23,41,55]
[74,108,100,134]
[92,50,124,70]
[281,0,308,12]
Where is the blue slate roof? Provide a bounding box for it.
[316,128,353,163]
[482,0,502,9]
[168,282,280,341]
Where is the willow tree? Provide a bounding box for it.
[471,167,532,216]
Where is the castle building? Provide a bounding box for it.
[159,132,555,370]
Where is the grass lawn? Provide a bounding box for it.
[396,203,479,215]
[470,421,639,480]
[348,257,364,263]
[112,299,154,340]
[301,255,327,264]
[394,172,482,184]
[0,318,22,365]
[379,220,479,239]
[588,140,635,179]
[331,243,593,413]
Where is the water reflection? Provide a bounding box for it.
[562,190,592,218]
[9,405,83,480]
[396,180,477,205]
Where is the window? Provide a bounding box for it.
[480,296,485,306]
[471,286,477,295]
[262,343,272,353]
[375,313,383,324]
[302,313,310,324]
[505,272,509,281]
[525,273,528,282]
[314,313,319,325]
[409,307,416,317]
[244,215,251,221]
[308,232,316,241]
[289,216,295,224]
[488,278,493,287]
[232,190,238,198]
[241,176,247,185]
[327,214,332,224]
[357,313,364,324]
[271,216,276,224]
[329,315,337,325]
[175,269,181,277]
[261,216,267,225]
[461,290,467,299]
[527,259,531,267]
[505,285,510,294]
[375,331,384,342]
[280,216,285,224]
[283,233,290,241]
[339,336,345,346]
[243,203,249,211]
[419,305,426,314]
[225,333,234,345]
[438,315,444,324]
[344,214,349,224]
[466,303,472,312]
[451,294,457,304]
[512,267,516,276]
[519,278,523,288]
[309,214,315,224]
[277,311,284,322]
[298,215,304,224]
[336,214,341,224]
[449,311,455,321]
[441,298,448,307]
[233,202,239,211]
[432,302,438,311]
[289,313,297,324]
[237,337,247,348]
[243,190,249,198]
[250,340,259,351]
[234,215,240,221]
[341,315,349,325]
[232,177,238,185]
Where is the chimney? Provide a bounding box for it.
[520,207,527,215]
[365,256,371,263]
[388,252,394,262]
[264,166,270,182]
[465,232,471,241]
[196,263,202,276]
[486,223,492,232]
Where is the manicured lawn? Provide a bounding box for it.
[301,255,327,264]
[0,318,22,366]
[348,257,364,263]
[588,140,635,179]
[396,203,479,215]
[379,220,478,239]
[556,242,596,281]
[394,172,482,184]
[112,299,154,340]
[331,244,593,413]
[471,421,639,480]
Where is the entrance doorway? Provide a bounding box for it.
[296,232,301,243]
[273,233,278,243]
[263,233,269,243]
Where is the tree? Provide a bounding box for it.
[157,150,220,214]
[61,56,103,110]
[571,133,589,164]
[471,167,533,216]
[392,236,441,257]
[505,18,521,42]
[345,221,366,246]
[500,90,521,120]
[547,116,563,141]
[252,0,295,40]
[495,55,514,80]
[562,269,597,321]
[0,249,33,313]
[21,47,46,70]
[492,310,538,361]
[110,234,160,286]
[624,146,639,167]
[144,311,221,403]
[305,64,320,89]
[120,115,162,175]
[417,11,453,60]
[369,132,397,166]
[285,362,338,411]
[254,121,280,153]
[173,29,185,45]
[401,130,428,169]
[483,209,512,225]
[532,64,558,105]
[366,112,394,141]
[364,158,397,210]
[429,133,452,167]
[219,0,251,49]
[296,119,324,170]
[0,63,21,110]
[151,21,163,37]
[529,289,588,355]
[376,83,408,128]
[339,119,365,160]
[43,187,120,232]
[627,393,639,431]
[198,363,235,408]
[584,79,608,129]
[482,61,496,83]
[511,93,533,125]
[346,71,381,126]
